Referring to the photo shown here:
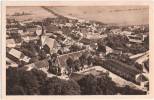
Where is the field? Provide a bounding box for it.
[48,6,149,25]
[6,6,56,21]
[7,6,149,25]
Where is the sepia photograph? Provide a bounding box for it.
[5,5,149,95]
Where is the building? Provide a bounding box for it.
[18,29,24,35]
[6,57,18,68]
[135,73,149,90]
[105,46,114,55]
[41,36,58,53]
[55,49,87,74]
[120,31,132,35]
[135,73,148,83]
[7,48,31,64]
[26,27,37,35]
[127,35,143,43]
[22,36,39,43]
[97,59,141,84]
[129,51,148,59]
[134,52,149,73]
[111,29,121,34]
[8,49,23,59]
[6,39,16,48]
[23,59,49,71]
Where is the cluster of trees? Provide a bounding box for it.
[66,52,95,73]
[10,32,22,43]
[103,34,149,54]
[78,74,117,95]
[69,44,85,52]
[105,34,129,50]
[129,43,148,54]
[6,67,47,95]
[6,67,146,95]
[6,67,80,95]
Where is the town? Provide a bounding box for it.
[6,6,149,95]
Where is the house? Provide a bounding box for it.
[129,51,148,59]
[65,23,73,27]
[140,81,149,91]
[135,73,148,82]
[135,54,149,65]
[135,73,148,89]
[6,39,16,48]
[102,59,141,84]
[105,46,114,55]
[55,49,87,72]
[134,52,149,73]
[34,59,49,69]
[41,36,58,53]
[26,27,37,35]
[120,31,132,35]
[7,49,23,64]
[22,56,31,63]
[22,36,39,43]
[23,59,49,71]
[18,29,24,35]
[127,35,143,43]
[111,29,121,34]
[8,48,31,64]
[6,57,18,68]
[9,49,23,59]
[45,24,60,33]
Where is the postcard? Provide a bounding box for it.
[1,0,154,100]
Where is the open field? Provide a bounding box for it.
[48,6,149,25]
[6,6,56,21]
[7,6,149,25]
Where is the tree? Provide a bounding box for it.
[106,34,129,50]
[143,35,149,50]
[69,44,81,52]
[31,68,47,87]
[116,85,146,95]
[7,85,25,95]
[96,74,117,95]
[78,74,97,95]
[73,59,81,71]
[18,70,40,95]
[87,55,94,66]
[129,43,147,54]
[97,39,106,53]
[48,66,58,75]
[43,44,51,54]
[6,67,41,95]
[41,77,80,95]
[66,57,74,69]
[77,74,117,95]
[6,67,21,95]
[41,77,62,95]
[61,79,81,95]
[79,53,88,68]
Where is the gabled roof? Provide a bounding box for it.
[9,49,22,59]
[41,36,57,50]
